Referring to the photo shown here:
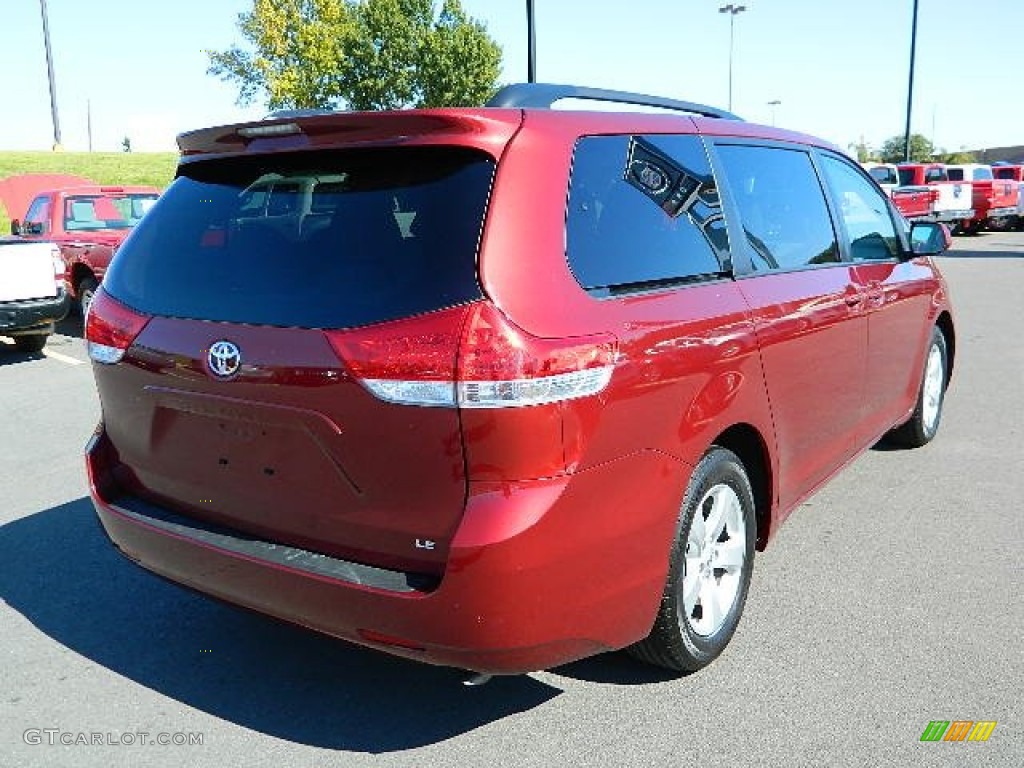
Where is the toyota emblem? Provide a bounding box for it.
[208,340,241,378]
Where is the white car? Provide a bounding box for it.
[0,239,69,352]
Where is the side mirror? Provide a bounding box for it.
[909,221,951,256]
[10,219,21,236]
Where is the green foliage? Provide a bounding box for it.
[879,133,936,163]
[417,0,502,108]
[208,0,351,110]
[848,139,878,164]
[0,151,177,233]
[208,0,502,111]
[939,148,977,164]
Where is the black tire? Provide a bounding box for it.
[887,326,948,448]
[78,277,99,318]
[13,334,47,353]
[628,447,756,673]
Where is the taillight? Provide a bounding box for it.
[85,287,151,364]
[326,306,468,407]
[50,246,66,286]
[456,302,616,408]
[326,302,617,408]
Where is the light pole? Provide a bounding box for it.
[903,0,920,162]
[526,0,536,83]
[39,0,62,149]
[719,4,747,112]
[767,99,781,126]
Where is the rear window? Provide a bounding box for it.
[898,168,915,186]
[869,166,897,186]
[104,147,493,329]
[64,193,158,231]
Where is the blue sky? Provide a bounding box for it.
[2,0,1021,155]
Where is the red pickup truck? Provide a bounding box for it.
[944,164,1019,234]
[991,164,1024,230]
[10,185,160,315]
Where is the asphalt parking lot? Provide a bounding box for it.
[2,232,1021,768]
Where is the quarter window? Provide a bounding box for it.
[566,134,728,294]
[820,156,900,261]
[716,145,838,271]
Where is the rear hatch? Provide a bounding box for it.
[91,137,506,576]
[1,241,59,302]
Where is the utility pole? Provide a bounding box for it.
[903,0,920,162]
[767,99,781,126]
[526,0,536,83]
[39,0,62,149]
[87,99,93,152]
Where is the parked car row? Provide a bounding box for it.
[7,185,161,316]
[864,161,1022,234]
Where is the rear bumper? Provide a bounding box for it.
[934,208,974,222]
[0,291,69,333]
[87,429,685,674]
[984,206,1017,220]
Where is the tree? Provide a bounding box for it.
[848,137,877,164]
[122,136,132,153]
[207,0,502,111]
[879,133,935,163]
[938,148,977,164]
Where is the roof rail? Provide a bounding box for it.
[487,83,742,121]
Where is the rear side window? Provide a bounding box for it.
[104,147,492,329]
[898,168,915,186]
[972,167,993,180]
[993,167,1014,180]
[566,134,729,295]
[715,145,838,271]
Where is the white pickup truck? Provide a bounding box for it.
[0,239,69,352]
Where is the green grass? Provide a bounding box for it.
[0,151,177,233]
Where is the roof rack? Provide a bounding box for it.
[486,83,742,121]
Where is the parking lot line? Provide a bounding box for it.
[43,348,85,366]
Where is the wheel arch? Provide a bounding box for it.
[710,423,774,550]
[935,310,955,382]
[70,262,96,293]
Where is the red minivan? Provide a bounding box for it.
[85,84,955,675]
